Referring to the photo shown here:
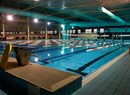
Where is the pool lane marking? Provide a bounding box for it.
[66,44,126,76]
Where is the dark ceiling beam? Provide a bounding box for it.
[70,22,130,28]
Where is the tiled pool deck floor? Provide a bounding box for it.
[0,50,130,95]
[73,50,130,95]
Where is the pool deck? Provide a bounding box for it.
[0,49,130,95]
[73,50,130,95]
[0,55,81,95]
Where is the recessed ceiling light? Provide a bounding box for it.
[7,15,13,21]
[61,5,66,10]
[47,22,51,25]
[34,0,40,1]
[61,24,65,27]
[34,18,39,23]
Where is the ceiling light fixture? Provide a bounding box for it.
[61,24,65,28]
[100,6,125,24]
[34,18,39,23]
[47,22,51,25]
[34,0,40,1]
[7,15,13,21]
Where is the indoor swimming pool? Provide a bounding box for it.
[0,39,130,78]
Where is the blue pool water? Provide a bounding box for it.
[29,40,130,77]
[0,39,130,78]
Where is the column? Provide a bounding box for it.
[45,25,47,40]
[61,24,66,40]
[66,25,69,40]
[61,24,69,40]
[59,23,61,39]
[27,17,30,40]
[2,14,5,40]
[104,32,105,41]
[112,33,114,41]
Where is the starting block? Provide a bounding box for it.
[0,44,34,69]
[13,46,32,66]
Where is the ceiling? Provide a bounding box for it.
[0,0,130,32]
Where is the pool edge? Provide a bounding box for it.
[82,49,129,86]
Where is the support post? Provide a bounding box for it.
[112,33,114,41]
[59,23,61,39]
[2,14,5,40]
[45,20,47,40]
[27,17,30,40]
[104,32,105,41]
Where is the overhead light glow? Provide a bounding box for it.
[72,27,74,29]
[61,47,65,54]
[48,54,50,57]
[62,6,66,10]
[34,18,39,23]
[7,15,13,21]
[34,57,38,62]
[61,50,64,54]
[100,7,125,24]
[47,22,51,25]
[34,0,40,1]
[61,24,65,27]
[61,4,66,10]
[71,48,74,52]
[61,24,65,29]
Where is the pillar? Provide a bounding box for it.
[2,14,5,40]
[27,17,30,40]
[61,24,69,40]
[45,22,47,40]
[59,23,61,39]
